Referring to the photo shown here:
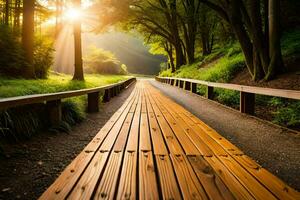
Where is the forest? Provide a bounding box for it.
[0,0,299,137]
[0,0,300,199]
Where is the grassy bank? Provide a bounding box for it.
[159,30,300,130]
[0,73,130,98]
[0,73,131,140]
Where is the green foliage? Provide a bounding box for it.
[33,36,54,78]
[0,25,25,76]
[0,104,46,140]
[273,102,300,127]
[159,68,173,77]
[214,89,240,107]
[84,46,127,75]
[281,29,300,58]
[62,98,85,126]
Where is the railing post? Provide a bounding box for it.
[88,92,99,112]
[206,86,214,99]
[171,79,174,86]
[103,89,110,102]
[46,99,62,126]
[185,81,191,91]
[179,80,184,88]
[191,83,197,93]
[240,92,255,115]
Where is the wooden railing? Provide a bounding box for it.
[155,76,300,115]
[0,77,136,125]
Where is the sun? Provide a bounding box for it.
[64,8,82,21]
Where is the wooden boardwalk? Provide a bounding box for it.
[40,80,299,200]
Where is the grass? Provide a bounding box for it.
[0,73,131,140]
[0,73,131,98]
[161,42,245,83]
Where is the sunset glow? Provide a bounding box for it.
[64,8,82,21]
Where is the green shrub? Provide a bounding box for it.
[159,68,173,77]
[215,89,240,107]
[0,99,86,140]
[273,102,300,127]
[84,46,127,75]
[0,104,46,140]
[281,29,300,58]
[0,25,25,76]
[62,98,85,125]
[34,36,54,78]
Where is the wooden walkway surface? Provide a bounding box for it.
[40,80,300,200]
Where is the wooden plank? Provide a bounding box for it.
[150,94,213,157]
[68,91,138,199]
[218,155,277,200]
[178,113,228,156]
[139,113,152,152]
[145,92,184,155]
[205,156,255,199]
[113,113,134,152]
[158,111,200,155]
[67,151,109,200]
[234,155,300,200]
[93,152,123,199]
[116,152,137,200]
[151,92,227,156]
[100,99,136,151]
[155,155,182,199]
[126,103,141,152]
[148,112,168,155]
[182,114,244,155]
[39,89,137,200]
[139,151,159,199]
[116,91,142,199]
[170,154,208,199]
[188,155,234,200]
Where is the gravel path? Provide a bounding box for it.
[150,79,300,191]
[0,83,135,200]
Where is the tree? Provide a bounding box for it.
[200,0,285,81]
[99,0,187,69]
[22,0,36,78]
[72,0,84,80]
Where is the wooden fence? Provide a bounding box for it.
[155,77,300,115]
[0,77,136,125]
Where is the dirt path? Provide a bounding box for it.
[0,83,135,200]
[150,80,300,191]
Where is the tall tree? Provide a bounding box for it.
[4,0,9,25]
[22,0,36,78]
[200,0,285,81]
[180,0,200,63]
[72,0,84,80]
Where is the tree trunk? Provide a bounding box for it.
[5,0,9,25]
[72,0,84,80]
[22,0,36,79]
[174,41,185,68]
[266,0,285,80]
[228,1,255,77]
[14,0,21,29]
